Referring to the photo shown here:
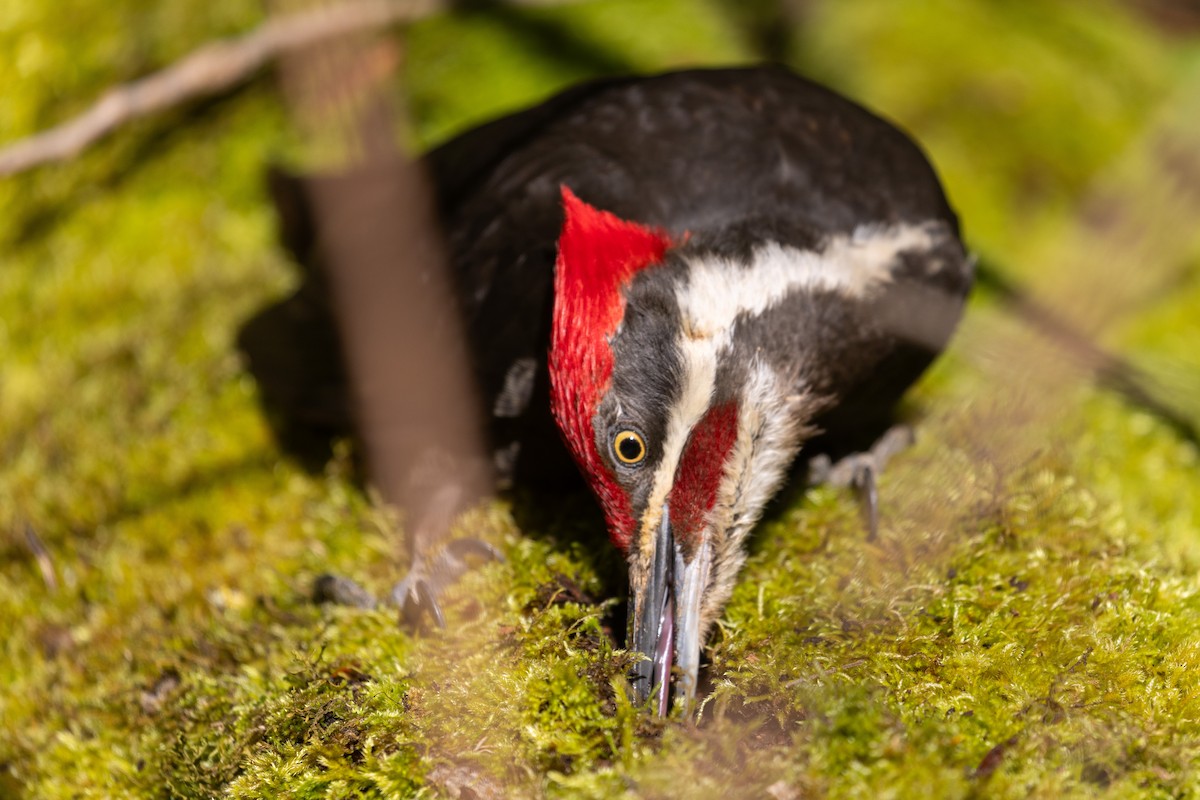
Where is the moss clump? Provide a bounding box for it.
[3,0,1200,797]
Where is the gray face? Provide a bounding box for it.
[598,244,829,713]
[592,242,842,567]
[590,258,687,536]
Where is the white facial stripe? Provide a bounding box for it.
[736,363,813,530]
[676,222,947,347]
[702,360,813,635]
[638,335,717,551]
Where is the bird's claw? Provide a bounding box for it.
[393,574,448,629]
[808,424,914,539]
[312,538,503,629]
[391,538,503,629]
[851,458,880,540]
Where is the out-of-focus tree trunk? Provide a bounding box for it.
[273,0,492,566]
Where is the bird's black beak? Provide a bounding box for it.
[629,503,713,716]
[630,504,674,715]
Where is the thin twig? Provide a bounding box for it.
[0,0,438,178]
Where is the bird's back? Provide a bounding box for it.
[239,66,971,483]
[430,66,969,482]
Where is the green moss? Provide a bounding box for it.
[795,0,1177,276]
[3,0,1200,796]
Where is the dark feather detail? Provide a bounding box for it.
[240,65,966,485]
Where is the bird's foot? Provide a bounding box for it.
[312,538,504,629]
[389,538,504,629]
[807,424,915,539]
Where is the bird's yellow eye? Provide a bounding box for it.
[613,430,647,465]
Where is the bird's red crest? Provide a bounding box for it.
[549,187,672,548]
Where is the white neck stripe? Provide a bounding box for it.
[675,221,948,348]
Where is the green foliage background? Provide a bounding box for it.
[2,0,1200,796]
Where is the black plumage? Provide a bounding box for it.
[239,65,969,486]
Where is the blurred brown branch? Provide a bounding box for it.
[273,11,510,792]
[0,0,439,178]
[273,0,492,560]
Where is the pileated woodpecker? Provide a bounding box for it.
[241,65,973,714]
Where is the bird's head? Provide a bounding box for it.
[548,187,818,714]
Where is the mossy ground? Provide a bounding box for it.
[2,1,1199,797]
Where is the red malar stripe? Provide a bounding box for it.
[669,402,739,546]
